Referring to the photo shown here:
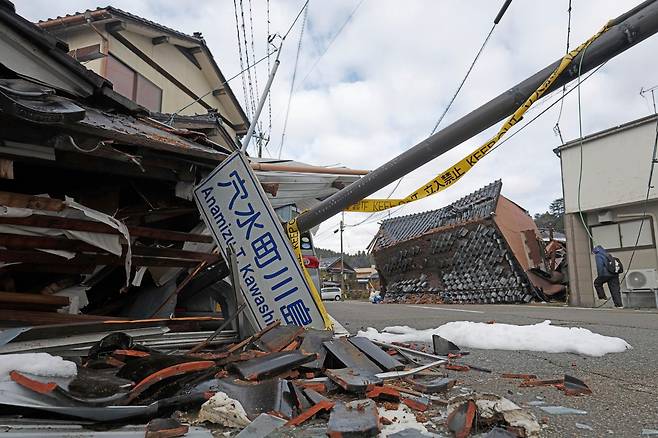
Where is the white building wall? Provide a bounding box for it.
[560,117,658,214]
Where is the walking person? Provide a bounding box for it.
[592,245,624,308]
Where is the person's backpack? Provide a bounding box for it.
[605,253,624,275]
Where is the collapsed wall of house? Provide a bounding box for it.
[371,181,567,304]
[0,1,360,328]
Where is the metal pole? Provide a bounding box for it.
[240,58,280,152]
[295,0,658,232]
[340,212,345,296]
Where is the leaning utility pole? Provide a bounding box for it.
[295,0,658,233]
[340,212,345,296]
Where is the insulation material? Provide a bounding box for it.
[358,320,632,357]
[197,392,251,428]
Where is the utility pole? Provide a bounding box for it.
[294,0,658,233]
[339,212,345,296]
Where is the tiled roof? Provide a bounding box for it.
[372,180,502,251]
[39,6,201,43]
[37,6,250,128]
[319,256,340,269]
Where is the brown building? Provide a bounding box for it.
[370,181,563,304]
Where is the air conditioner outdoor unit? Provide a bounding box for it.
[625,269,658,290]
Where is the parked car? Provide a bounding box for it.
[321,286,343,301]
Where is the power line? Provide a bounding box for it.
[429,0,512,136]
[283,0,311,40]
[344,61,606,231]
[277,2,310,158]
[553,0,572,144]
[265,0,273,155]
[297,0,366,88]
[618,91,658,286]
[247,0,263,154]
[167,49,276,124]
[232,0,251,119]
[429,25,495,135]
[239,0,258,121]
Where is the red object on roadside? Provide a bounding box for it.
[302,255,320,269]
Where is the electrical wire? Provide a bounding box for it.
[277,2,310,158]
[344,61,606,231]
[618,102,658,286]
[239,0,258,120]
[233,0,251,119]
[167,50,275,124]
[247,0,263,153]
[429,23,496,136]
[553,0,572,144]
[576,44,595,242]
[429,0,513,135]
[265,0,273,153]
[283,0,311,39]
[297,0,366,88]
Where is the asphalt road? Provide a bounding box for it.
[325,301,658,437]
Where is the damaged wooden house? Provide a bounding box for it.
[369,181,567,304]
[0,1,362,327]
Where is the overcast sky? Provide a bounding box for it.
[18,0,658,253]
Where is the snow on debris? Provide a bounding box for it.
[358,320,631,357]
[0,353,77,381]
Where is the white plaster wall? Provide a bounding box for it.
[561,119,658,214]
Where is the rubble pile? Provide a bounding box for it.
[0,322,567,437]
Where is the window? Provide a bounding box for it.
[591,219,654,250]
[106,55,162,112]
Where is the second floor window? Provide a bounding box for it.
[106,54,162,112]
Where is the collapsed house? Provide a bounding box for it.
[0,1,361,327]
[370,181,567,304]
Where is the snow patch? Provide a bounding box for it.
[358,320,631,357]
[378,404,433,437]
[0,353,77,381]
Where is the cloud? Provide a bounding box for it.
[17,0,658,252]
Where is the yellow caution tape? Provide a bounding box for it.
[285,218,333,330]
[345,22,611,213]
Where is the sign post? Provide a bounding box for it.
[194,150,331,330]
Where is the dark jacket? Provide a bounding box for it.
[593,245,612,277]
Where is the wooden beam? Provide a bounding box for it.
[212,88,227,97]
[0,249,206,268]
[0,214,213,243]
[0,234,218,262]
[108,27,212,110]
[152,36,169,45]
[0,291,69,307]
[188,46,203,54]
[106,21,126,32]
[4,264,95,275]
[0,191,65,212]
[0,159,14,179]
[176,45,202,69]
[0,309,118,325]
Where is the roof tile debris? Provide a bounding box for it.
[372,180,501,251]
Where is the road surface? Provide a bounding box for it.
[326,301,658,437]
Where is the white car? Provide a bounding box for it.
[321,286,343,301]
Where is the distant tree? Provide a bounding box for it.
[549,198,565,216]
[314,248,373,268]
[534,197,564,234]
